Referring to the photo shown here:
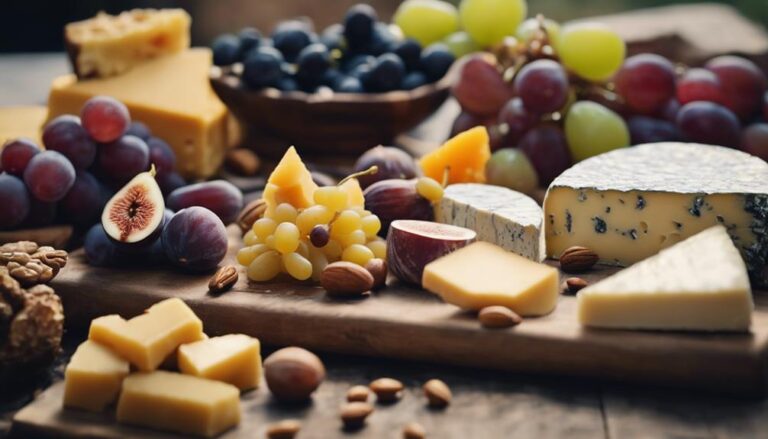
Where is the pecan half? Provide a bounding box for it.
[209,265,238,294]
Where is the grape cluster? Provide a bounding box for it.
[211,3,455,94]
[238,185,387,282]
[0,96,186,231]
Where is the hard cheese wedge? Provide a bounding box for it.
[419,126,490,184]
[89,298,203,371]
[577,225,753,331]
[0,106,46,145]
[117,370,241,437]
[436,183,545,261]
[63,340,130,412]
[544,143,768,284]
[422,241,559,316]
[178,334,261,390]
[47,48,229,179]
[262,146,318,216]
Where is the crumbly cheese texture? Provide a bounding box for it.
[47,48,229,179]
[65,9,190,79]
[117,371,241,437]
[0,106,46,145]
[544,143,768,284]
[178,334,262,390]
[88,298,204,371]
[436,183,545,261]
[578,226,754,331]
[422,242,559,316]
[63,340,130,412]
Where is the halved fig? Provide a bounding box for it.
[101,167,165,247]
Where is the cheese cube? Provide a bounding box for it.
[578,226,754,331]
[422,242,559,316]
[47,48,230,179]
[63,340,130,412]
[89,298,203,371]
[117,371,241,437]
[178,334,261,390]
[0,106,46,145]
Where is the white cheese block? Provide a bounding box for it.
[544,143,768,284]
[436,183,545,261]
[578,225,753,331]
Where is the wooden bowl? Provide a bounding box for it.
[210,66,453,158]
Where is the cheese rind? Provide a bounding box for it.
[88,298,203,371]
[436,183,545,261]
[63,340,130,412]
[577,226,753,331]
[178,334,261,390]
[116,371,241,437]
[544,143,768,284]
[422,242,559,316]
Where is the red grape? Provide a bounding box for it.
[452,55,513,116]
[23,150,76,202]
[451,112,492,136]
[60,171,104,226]
[125,121,152,141]
[676,101,740,148]
[98,135,150,187]
[0,173,31,229]
[498,97,537,146]
[676,68,725,106]
[705,56,767,120]
[518,124,572,185]
[659,98,681,122]
[147,137,177,176]
[1,138,40,176]
[80,96,130,143]
[25,199,57,228]
[741,123,768,161]
[615,54,676,115]
[627,116,679,145]
[513,59,569,114]
[42,115,96,169]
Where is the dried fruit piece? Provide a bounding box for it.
[478,306,523,329]
[423,379,451,408]
[264,347,326,402]
[321,262,374,297]
[340,402,374,430]
[266,419,301,439]
[102,168,165,246]
[346,385,371,402]
[369,377,404,403]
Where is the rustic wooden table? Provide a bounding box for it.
[4,9,768,434]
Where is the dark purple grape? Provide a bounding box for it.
[615,54,676,115]
[364,53,405,92]
[335,76,364,93]
[242,46,285,89]
[677,68,725,106]
[166,180,243,225]
[84,224,123,267]
[453,55,513,117]
[98,135,150,186]
[25,199,57,228]
[764,91,768,121]
[498,97,538,146]
[0,173,30,229]
[518,124,572,185]
[706,56,768,120]
[627,116,679,145]
[157,171,186,196]
[353,145,418,189]
[60,171,103,226]
[320,23,344,51]
[402,71,428,90]
[419,43,455,82]
[451,112,493,137]
[271,22,314,63]
[211,33,241,66]
[162,206,228,272]
[239,27,262,55]
[42,115,97,169]
[514,59,568,114]
[23,150,76,202]
[676,101,740,147]
[296,43,332,88]
[147,137,176,176]
[343,4,377,50]
[81,96,130,143]
[125,121,152,141]
[310,225,330,247]
[1,138,40,176]
[741,123,768,160]
[659,99,681,122]
[393,39,421,71]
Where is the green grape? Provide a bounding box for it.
[459,0,527,46]
[485,149,539,195]
[516,17,560,48]
[565,101,629,162]
[443,31,480,58]
[394,0,460,47]
[558,23,625,81]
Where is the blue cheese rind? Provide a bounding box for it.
[436,183,545,261]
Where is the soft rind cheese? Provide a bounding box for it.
[63,340,130,412]
[577,226,753,331]
[436,183,545,261]
[544,143,768,284]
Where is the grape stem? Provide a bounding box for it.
[338,165,378,186]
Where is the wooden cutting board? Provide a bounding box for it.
[45,227,768,397]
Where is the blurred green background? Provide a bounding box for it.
[1,0,765,52]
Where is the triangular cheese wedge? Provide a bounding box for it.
[577,225,753,331]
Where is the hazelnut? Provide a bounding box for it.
[370,377,404,403]
[340,402,374,430]
[423,379,451,408]
[364,258,388,289]
[264,347,325,402]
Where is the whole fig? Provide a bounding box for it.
[353,146,418,189]
[363,179,433,237]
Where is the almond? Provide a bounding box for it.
[321,262,374,297]
[423,379,451,408]
[403,422,427,439]
[364,258,387,289]
[369,377,403,403]
[340,402,374,430]
[559,246,598,273]
[346,385,371,402]
[561,277,588,295]
[236,198,267,234]
[478,306,522,329]
[266,419,301,439]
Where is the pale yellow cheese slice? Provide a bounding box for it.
[178,334,261,390]
[63,340,130,412]
[0,106,46,145]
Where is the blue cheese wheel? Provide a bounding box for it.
[544,142,768,284]
[436,183,545,261]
